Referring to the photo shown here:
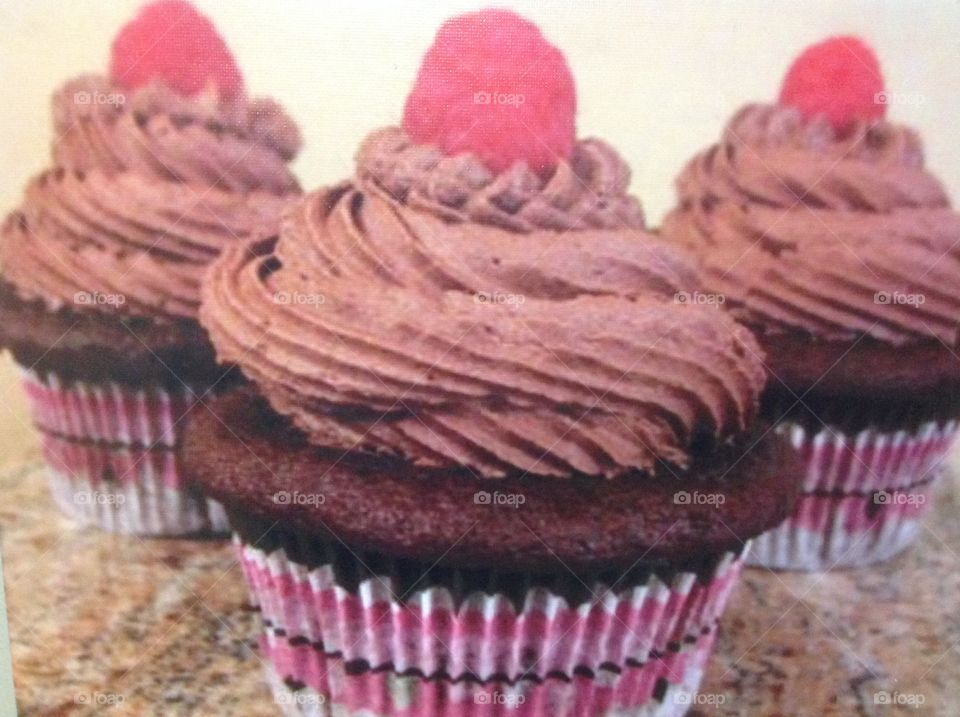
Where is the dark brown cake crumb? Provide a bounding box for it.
[186,387,802,574]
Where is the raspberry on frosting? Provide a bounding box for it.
[779,35,886,133]
[110,0,244,99]
[402,9,576,177]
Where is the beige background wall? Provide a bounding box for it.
[1,0,958,463]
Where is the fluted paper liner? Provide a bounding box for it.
[22,369,228,535]
[236,537,747,716]
[262,628,716,717]
[748,419,956,570]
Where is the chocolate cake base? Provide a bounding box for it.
[0,279,235,387]
[185,387,802,574]
[758,329,960,418]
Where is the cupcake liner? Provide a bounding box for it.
[21,369,228,536]
[261,627,716,717]
[41,433,183,487]
[45,448,229,535]
[22,369,190,447]
[747,486,935,571]
[236,535,747,716]
[747,419,957,571]
[237,539,744,680]
[784,420,958,494]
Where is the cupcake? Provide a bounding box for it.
[0,0,301,535]
[188,10,800,716]
[662,36,960,570]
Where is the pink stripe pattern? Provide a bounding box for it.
[237,539,746,716]
[22,370,195,447]
[41,434,182,487]
[748,419,957,570]
[262,628,716,717]
[21,370,228,535]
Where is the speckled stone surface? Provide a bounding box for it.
[3,449,959,716]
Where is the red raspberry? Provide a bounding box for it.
[402,9,576,177]
[779,35,886,133]
[110,0,244,99]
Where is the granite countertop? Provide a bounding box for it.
[3,449,959,717]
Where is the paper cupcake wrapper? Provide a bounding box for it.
[237,539,745,680]
[45,456,229,535]
[783,419,959,493]
[747,487,935,571]
[236,536,746,715]
[261,627,716,717]
[22,369,193,446]
[21,369,228,536]
[747,419,957,571]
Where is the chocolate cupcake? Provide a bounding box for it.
[187,10,800,716]
[0,0,301,535]
[662,36,960,569]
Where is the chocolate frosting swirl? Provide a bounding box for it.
[202,129,767,479]
[0,75,301,320]
[356,127,645,232]
[662,103,960,346]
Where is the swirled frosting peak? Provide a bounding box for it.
[663,103,960,346]
[201,129,768,480]
[356,127,645,232]
[0,74,302,320]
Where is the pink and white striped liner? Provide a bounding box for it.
[41,434,182,487]
[785,420,958,493]
[22,369,193,447]
[747,488,935,571]
[45,455,229,535]
[262,628,716,717]
[236,539,746,715]
[22,369,229,536]
[237,541,744,680]
[747,419,957,570]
